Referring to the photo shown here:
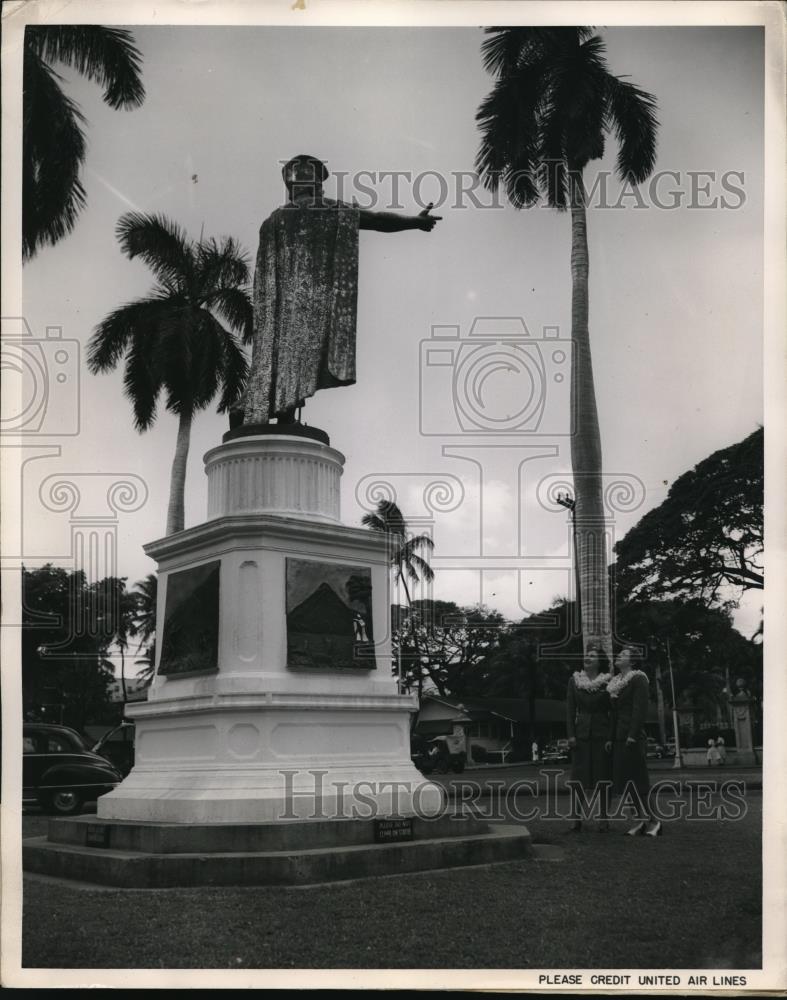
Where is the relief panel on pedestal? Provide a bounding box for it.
[285,557,376,671]
[158,560,221,676]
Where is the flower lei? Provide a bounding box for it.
[607,668,648,699]
[572,670,611,692]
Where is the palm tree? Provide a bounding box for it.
[130,573,157,686]
[114,582,138,705]
[23,26,145,260]
[362,500,434,694]
[87,214,253,534]
[476,28,658,659]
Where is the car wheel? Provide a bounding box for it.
[48,790,83,816]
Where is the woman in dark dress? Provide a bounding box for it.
[565,644,612,832]
[609,644,662,836]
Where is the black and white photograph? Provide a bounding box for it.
[1,0,785,990]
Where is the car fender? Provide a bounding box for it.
[38,760,121,791]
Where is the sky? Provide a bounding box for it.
[12,21,765,667]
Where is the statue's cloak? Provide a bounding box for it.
[243,198,360,422]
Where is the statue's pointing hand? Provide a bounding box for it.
[417,203,442,232]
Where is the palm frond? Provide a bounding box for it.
[475,26,658,211]
[370,500,409,538]
[361,512,387,533]
[186,312,226,410]
[204,287,254,343]
[195,237,250,297]
[116,212,193,288]
[22,51,86,259]
[87,298,173,372]
[606,76,659,183]
[123,336,162,431]
[210,320,250,412]
[405,551,435,584]
[481,27,532,76]
[148,308,196,415]
[476,72,542,203]
[481,27,594,77]
[27,26,145,109]
[402,534,435,555]
[546,35,608,174]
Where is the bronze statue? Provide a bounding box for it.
[238,154,441,427]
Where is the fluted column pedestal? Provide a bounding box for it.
[205,432,344,524]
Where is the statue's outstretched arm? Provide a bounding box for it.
[359,202,442,233]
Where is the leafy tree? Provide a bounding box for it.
[22,565,116,729]
[88,214,253,534]
[396,600,507,697]
[476,27,658,657]
[616,597,762,735]
[23,26,144,260]
[614,427,763,607]
[457,598,582,748]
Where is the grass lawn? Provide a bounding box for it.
[21,793,761,970]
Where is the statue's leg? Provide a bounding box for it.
[276,400,305,425]
[276,405,298,424]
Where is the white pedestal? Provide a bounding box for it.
[98,433,443,823]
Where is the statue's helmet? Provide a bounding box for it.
[282,154,329,184]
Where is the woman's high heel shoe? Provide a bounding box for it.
[645,820,663,837]
[627,820,647,836]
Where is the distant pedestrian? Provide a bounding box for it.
[707,738,722,766]
[531,740,539,762]
[445,725,467,772]
[716,736,726,765]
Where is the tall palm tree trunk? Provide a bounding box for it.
[569,170,611,659]
[166,410,192,535]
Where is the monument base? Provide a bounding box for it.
[96,430,446,825]
[23,812,534,888]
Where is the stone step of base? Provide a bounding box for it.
[24,824,533,888]
[47,812,487,854]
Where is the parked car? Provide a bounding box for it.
[23,723,123,815]
[424,736,466,774]
[646,738,667,759]
[541,741,570,763]
[410,737,435,775]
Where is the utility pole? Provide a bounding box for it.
[653,659,668,745]
[665,638,684,769]
[648,636,668,745]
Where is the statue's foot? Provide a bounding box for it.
[276,406,300,425]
